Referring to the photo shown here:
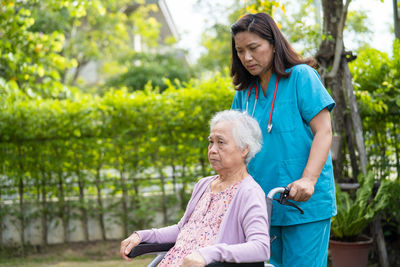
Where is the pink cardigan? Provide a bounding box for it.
[136,175,270,264]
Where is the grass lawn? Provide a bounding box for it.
[1,239,398,266]
[0,240,153,267]
[0,259,152,267]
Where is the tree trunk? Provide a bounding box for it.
[317,0,367,179]
[52,143,69,244]
[342,60,367,174]
[57,171,68,243]
[394,0,400,39]
[317,0,346,181]
[95,167,106,240]
[119,168,129,238]
[180,162,188,212]
[77,171,89,242]
[329,73,347,181]
[131,173,146,228]
[74,146,89,243]
[158,169,168,226]
[18,175,25,252]
[71,59,88,86]
[344,113,359,181]
[199,157,207,178]
[17,145,25,254]
[40,170,48,246]
[171,162,177,194]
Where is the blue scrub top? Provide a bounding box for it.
[231,64,337,226]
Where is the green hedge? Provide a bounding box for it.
[0,74,235,246]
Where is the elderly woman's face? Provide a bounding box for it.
[208,121,247,173]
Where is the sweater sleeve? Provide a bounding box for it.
[295,65,335,124]
[136,177,208,244]
[198,186,270,264]
[136,224,180,244]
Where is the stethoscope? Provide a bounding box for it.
[245,77,279,133]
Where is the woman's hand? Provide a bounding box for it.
[181,251,206,267]
[288,177,315,202]
[120,232,141,261]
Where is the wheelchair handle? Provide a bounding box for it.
[267,186,304,214]
[266,187,287,200]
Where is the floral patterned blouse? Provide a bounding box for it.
[158,178,242,267]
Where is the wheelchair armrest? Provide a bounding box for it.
[206,262,264,267]
[128,243,265,267]
[128,242,175,258]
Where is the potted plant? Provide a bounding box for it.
[329,171,391,267]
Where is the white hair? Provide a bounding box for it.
[210,110,263,165]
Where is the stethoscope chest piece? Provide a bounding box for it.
[267,123,273,133]
[245,77,279,134]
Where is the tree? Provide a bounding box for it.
[27,0,162,87]
[195,0,282,73]
[0,0,166,99]
[0,0,76,99]
[315,1,389,266]
[394,0,400,39]
[349,42,400,180]
[105,52,192,93]
[315,0,365,180]
[197,23,233,73]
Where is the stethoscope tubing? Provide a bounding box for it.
[245,84,258,117]
[245,77,279,133]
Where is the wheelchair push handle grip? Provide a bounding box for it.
[273,186,304,214]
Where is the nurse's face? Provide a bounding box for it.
[234,31,275,78]
[208,121,247,174]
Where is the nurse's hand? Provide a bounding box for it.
[288,177,315,202]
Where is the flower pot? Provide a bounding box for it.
[329,236,373,267]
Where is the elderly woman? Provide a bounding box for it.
[120,110,270,267]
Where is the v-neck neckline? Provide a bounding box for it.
[257,73,276,99]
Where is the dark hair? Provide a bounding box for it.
[230,13,316,90]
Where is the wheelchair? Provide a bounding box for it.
[128,186,303,267]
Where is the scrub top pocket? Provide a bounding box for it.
[271,100,297,133]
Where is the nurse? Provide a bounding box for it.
[230,13,336,267]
